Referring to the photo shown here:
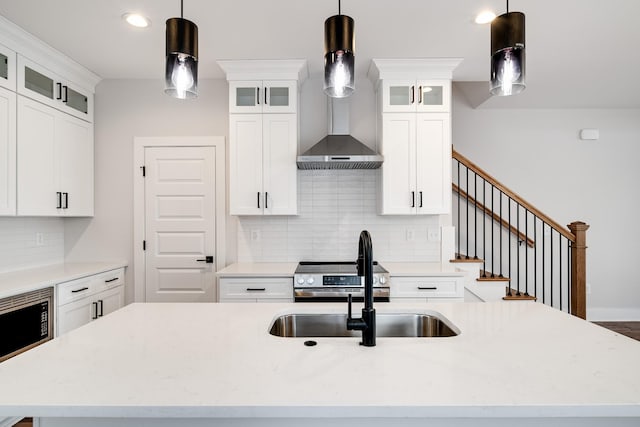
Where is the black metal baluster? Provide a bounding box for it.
[542,222,546,305]
[474,173,478,259]
[525,208,529,296]
[457,161,461,259]
[551,229,554,308]
[516,203,520,295]
[499,191,503,278]
[559,232,563,311]
[482,180,486,277]
[567,239,572,314]
[508,197,512,294]
[491,185,494,278]
[534,216,537,299]
[466,165,469,259]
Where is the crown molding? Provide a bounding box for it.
[367,58,463,85]
[217,59,309,84]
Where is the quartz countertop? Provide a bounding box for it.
[0,301,639,422]
[381,262,465,276]
[0,261,128,299]
[216,262,297,277]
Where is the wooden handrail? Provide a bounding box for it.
[452,183,535,248]
[453,148,575,242]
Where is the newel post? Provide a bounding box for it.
[568,221,589,319]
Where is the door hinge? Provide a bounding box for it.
[143,240,146,251]
[140,166,146,177]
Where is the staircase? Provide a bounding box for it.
[451,149,589,319]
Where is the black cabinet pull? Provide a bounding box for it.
[256,87,260,105]
[92,302,98,320]
[62,85,68,103]
[419,191,423,208]
[265,87,268,104]
[71,287,89,293]
[418,86,423,104]
[98,300,104,317]
[418,286,438,290]
[246,288,266,292]
[56,192,62,209]
[105,278,118,283]
[410,85,415,104]
[257,192,260,208]
[196,256,214,263]
[265,192,268,209]
[411,191,415,208]
[63,192,69,209]
[56,82,62,100]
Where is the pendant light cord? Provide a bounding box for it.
[181,0,184,18]
[506,0,509,13]
[338,0,341,16]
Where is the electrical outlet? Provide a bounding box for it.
[35,232,44,246]
[250,229,261,242]
[428,228,441,242]
[406,229,415,241]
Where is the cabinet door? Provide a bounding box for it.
[0,43,16,91]
[57,297,94,336]
[381,80,417,113]
[17,96,58,216]
[379,113,416,215]
[96,286,124,317]
[415,80,451,113]
[415,113,450,214]
[262,114,297,215]
[57,114,94,216]
[229,81,262,113]
[0,87,16,215]
[229,114,264,215]
[262,80,297,114]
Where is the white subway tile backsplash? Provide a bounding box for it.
[0,218,64,273]
[237,170,441,263]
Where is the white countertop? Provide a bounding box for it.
[381,262,465,276]
[216,262,297,277]
[0,261,128,299]
[0,301,639,421]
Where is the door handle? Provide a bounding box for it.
[264,87,268,105]
[62,85,68,103]
[98,300,104,317]
[256,87,260,105]
[63,192,69,209]
[265,192,268,209]
[419,191,423,208]
[411,191,415,208]
[246,288,266,292]
[56,82,62,100]
[56,192,62,209]
[257,192,260,209]
[418,286,438,290]
[92,301,98,320]
[196,256,214,264]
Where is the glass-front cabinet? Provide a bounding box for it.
[381,80,450,113]
[229,80,297,114]
[0,43,16,91]
[17,55,93,122]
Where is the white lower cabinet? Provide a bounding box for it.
[56,268,125,336]
[0,87,16,215]
[390,276,464,302]
[218,277,293,302]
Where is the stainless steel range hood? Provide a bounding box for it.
[297,98,383,170]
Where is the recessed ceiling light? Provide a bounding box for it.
[475,11,496,24]
[123,13,151,28]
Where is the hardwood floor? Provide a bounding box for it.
[594,322,640,341]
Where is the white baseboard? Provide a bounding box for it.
[587,307,640,321]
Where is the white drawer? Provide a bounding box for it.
[57,268,125,306]
[219,278,293,301]
[391,276,463,299]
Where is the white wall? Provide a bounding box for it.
[0,217,63,273]
[452,86,640,320]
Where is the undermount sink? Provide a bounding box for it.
[269,312,460,338]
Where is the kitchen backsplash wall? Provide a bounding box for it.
[237,169,441,262]
[0,217,64,273]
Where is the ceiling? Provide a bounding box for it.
[1,0,639,109]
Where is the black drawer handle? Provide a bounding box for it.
[417,286,438,290]
[98,300,104,317]
[92,301,98,320]
[105,278,118,283]
[246,288,266,292]
[71,287,89,293]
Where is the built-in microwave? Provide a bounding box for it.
[0,287,53,362]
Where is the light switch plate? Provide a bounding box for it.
[428,228,440,242]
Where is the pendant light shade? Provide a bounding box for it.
[490,10,525,96]
[165,9,198,99]
[324,5,355,98]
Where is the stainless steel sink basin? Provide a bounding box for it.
[269,312,459,338]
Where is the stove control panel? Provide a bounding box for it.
[294,273,390,288]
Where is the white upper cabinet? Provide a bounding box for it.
[369,58,461,216]
[381,79,451,113]
[229,80,297,114]
[0,87,16,215]
[219,59,308,216]
[0,43,16,91]
[17,55,93,122]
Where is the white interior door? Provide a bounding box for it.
[144,146,216,302]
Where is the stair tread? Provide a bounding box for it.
[451,254,484,263]
[504,287,538,301]
[477,270,510,282]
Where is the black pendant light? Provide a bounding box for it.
[490,0,525,96]
[165,0,198,99]
[323,0,355,98]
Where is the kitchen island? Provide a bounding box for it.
[0,301,639,426]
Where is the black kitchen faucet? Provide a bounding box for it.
[346,230,376,346]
